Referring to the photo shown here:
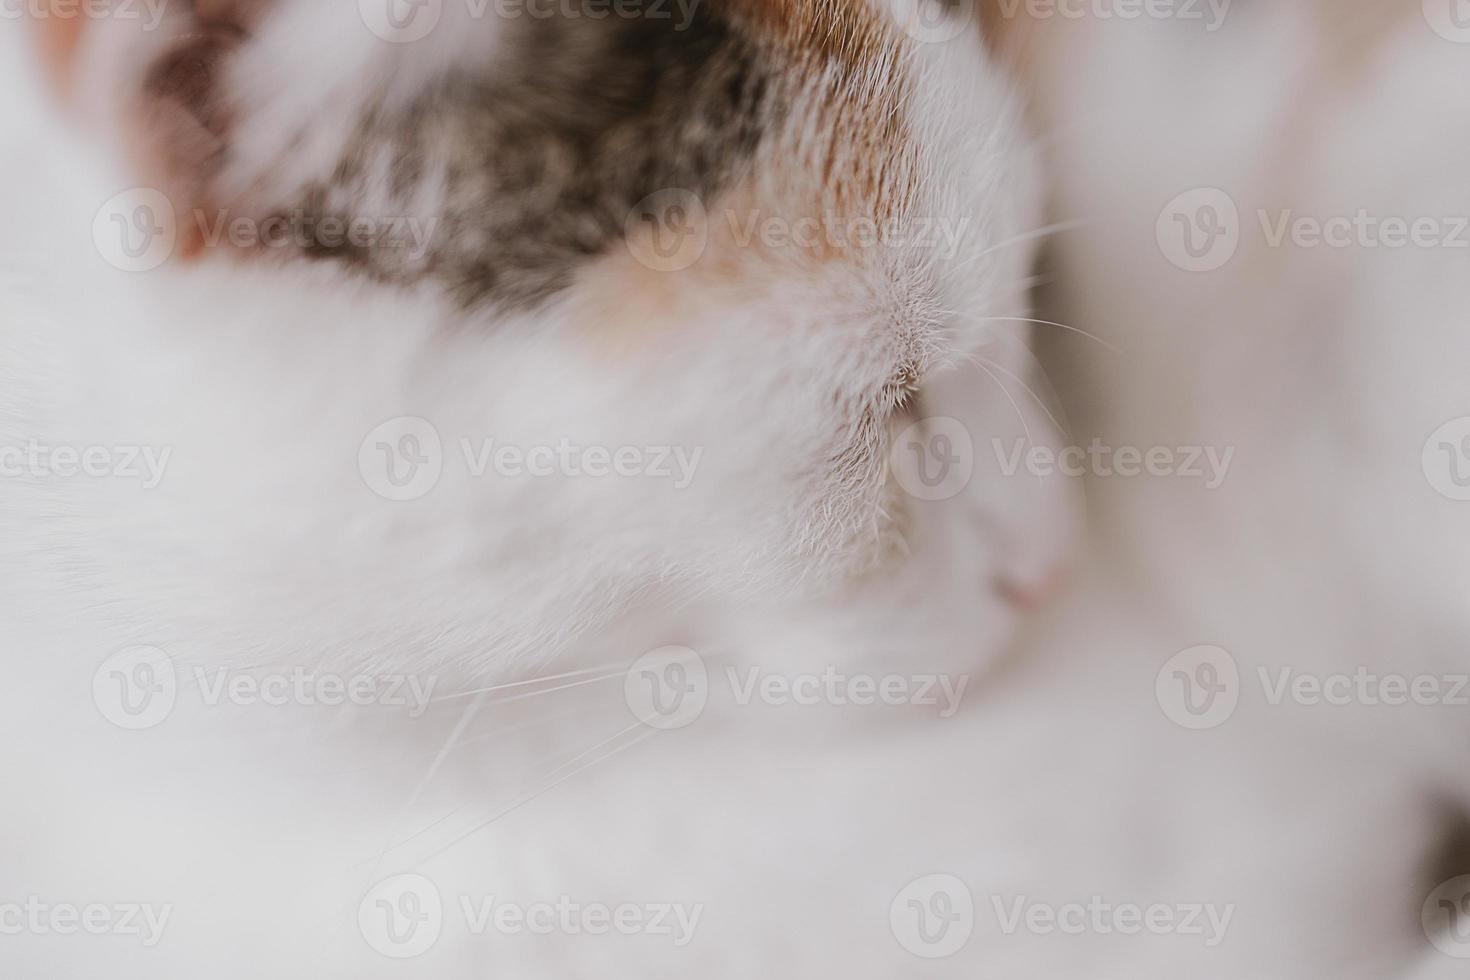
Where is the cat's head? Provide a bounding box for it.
[25,0,1064,677]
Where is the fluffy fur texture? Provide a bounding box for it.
[2,3,1075,976]
[21,0,1064,684]
[13,1,1464,978]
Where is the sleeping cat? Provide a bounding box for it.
[20,0,1070,680]
[1,1,1079,976]
[11,0,1470,977]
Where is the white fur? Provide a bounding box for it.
[0,12,1081,978]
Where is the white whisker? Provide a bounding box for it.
[420,728,659,864]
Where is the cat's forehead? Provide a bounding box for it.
[58,0,1012,321]
[234,0,941,307]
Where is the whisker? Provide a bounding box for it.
[473,672,628,708]
[420,727,659,865]
[322,704,591,777]
[952,219,1092,272]
[529,720,647,785]
[429,663,628,704]
[366,691,487,885]
[974,316,1119,352]
[973,358,1034,448]
[972,354,1069,438]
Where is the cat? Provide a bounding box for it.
[0,1,1080,976]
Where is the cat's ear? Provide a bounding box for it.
[31,1,87,100]
[29,1,254,260]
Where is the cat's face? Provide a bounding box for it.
[27,0,1055,677]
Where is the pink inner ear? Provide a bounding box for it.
[33,6,86,99]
